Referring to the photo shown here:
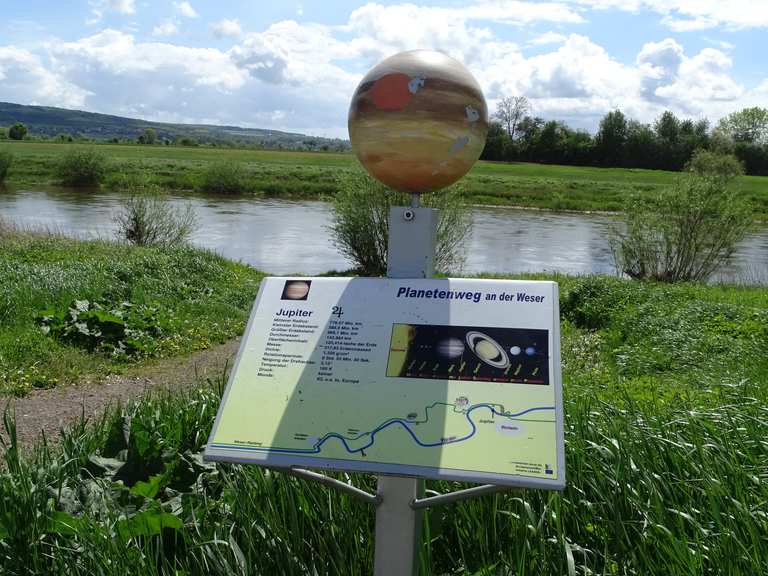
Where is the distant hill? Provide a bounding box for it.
[0,101,349,151]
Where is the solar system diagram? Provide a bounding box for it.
[387,324,549,385]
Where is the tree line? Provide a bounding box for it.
[482,98,768,176]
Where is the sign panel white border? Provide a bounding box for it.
[204,277,565,490]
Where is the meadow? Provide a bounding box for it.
[3,141,768,218]
[0,266,766,574]
[0,226,263,395]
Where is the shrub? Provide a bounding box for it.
[0,149,12,182]
[36,299,167,357]
[329,171,472,275]
[199,160,250,194]
[113,185,199,247]
[685,149,744,182]
[611,170,752,282]
[56,147,108,186]
[8,122,27,140]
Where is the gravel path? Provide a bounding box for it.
[4,339,240,451]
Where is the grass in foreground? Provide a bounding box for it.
[0,275,766,574]
[0,228,263,395]
[3,141,768,218]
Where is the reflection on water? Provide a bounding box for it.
[1,187,766,282]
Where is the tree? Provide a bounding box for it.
[493,96,530,140]
[516,115,544,160]
[480,121,512,161]
[716,107,768,144]
[654,111,682,170]
[595,110,628,166]
[655,111,680,144]
[138,128,157,145]
[8,123,27,141]
[624,120,658,169]
[531,120,570,164]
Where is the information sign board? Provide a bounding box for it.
[204,277,565,489]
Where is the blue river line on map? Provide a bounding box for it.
[211,402,556,455]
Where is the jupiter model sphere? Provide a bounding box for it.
[348,50,489,193]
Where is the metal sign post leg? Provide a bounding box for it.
[374,198,437,575]
[374,476,424,575]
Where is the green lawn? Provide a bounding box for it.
[0,228,263,395]
[3,140,768,218]
[0,269,766,574]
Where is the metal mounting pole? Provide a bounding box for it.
[375,194,437,576]
[411,484,510,509]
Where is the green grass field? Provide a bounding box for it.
[0,261,766,574]
[3,140,768,218]
[0,227,263,395]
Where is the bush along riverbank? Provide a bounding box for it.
[0,227,263,395]
[0,274,766,574]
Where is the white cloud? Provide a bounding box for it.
[109,0,135,13]
[87,0,137,24]
[152,21,179,37]
[231,21,357,90]
[175,1,198,19]
[661,16,718,33]
[568,0,768,30]
[5,2,768,139]
[52,29,245,90]
[0,46,89,108]
[210,18,242,38]
[530,31,568,45]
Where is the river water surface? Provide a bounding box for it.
[1,187,766,282]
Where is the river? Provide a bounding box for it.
[1,187,766,283]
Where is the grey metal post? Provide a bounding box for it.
[374,195,437,575]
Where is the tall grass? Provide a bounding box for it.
[0,149,12,182]
[1,276,766,574]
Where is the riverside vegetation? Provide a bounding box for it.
[0,269,766,574]
[3,141,768,218]
[1,149,766,573]
[0,223,262,395]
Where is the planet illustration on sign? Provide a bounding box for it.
[282,280,311,300]
[348,50,489,193]
[466,331,510,369]
[437,337,465,359]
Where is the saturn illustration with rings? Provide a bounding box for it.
[386,323,548,385]
[465,331,509,369]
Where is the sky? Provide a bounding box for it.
[1,0,768,138]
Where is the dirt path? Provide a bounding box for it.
[5,339,240,451]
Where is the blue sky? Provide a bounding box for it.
[1,1,767,137]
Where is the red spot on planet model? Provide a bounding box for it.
[370,73,414,111]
